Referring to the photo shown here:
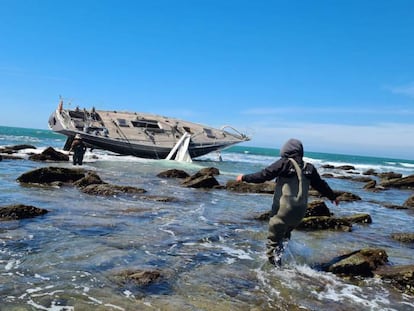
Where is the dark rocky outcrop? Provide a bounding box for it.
[403,195,414,209]
[342,213,372,224]
[334,191,362,202]
[73,172,105,187]
[180,168,222,189]
[28,147,69,162]
[380,174,414,190]
[305,200,332,217]
[157,169,190,179]
[336,165,355,171]
[375,265,414,295]
[182,175,220,189]
[391,233,414,243]
[226,180,275,194]
[319,248,388,277]
[17,167,86,184]
[0,144,37,154]
[378,172,403,181]
[363,169,377,176]
[0,204,48,220]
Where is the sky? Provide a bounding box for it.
[1,0,414,160]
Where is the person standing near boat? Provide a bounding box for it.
[70,134,87,165]
[236,138,339,266]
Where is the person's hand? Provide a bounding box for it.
[236,174,243,182]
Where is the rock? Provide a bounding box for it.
[403,195,414,208]
[319,248,388,277]
[17,167,86,184]
[321,173,334,178]
[254,210,271,221]
[353,177,374,183]
[28,147,69,162]
[363,169,377,176]
[226,180,275,194]
[140,195,177,202]
[336,165,355,171]
[378,171,403,180]
[182,175,220,188]
[113,269,163,286]
[0,144,37,154]
[321,164,335,169]
[391,233,414,243]
[363,180,377,190]
[157,169,190,179]
[375,265,414,295]
[342,213,372,224]
[80,184,146,196]
[0,204,48,220]
[73,172,105,187]
[381,174,414,189]
[197,167,220,176]
[334,191,362,202]
[0,154,2,161]
[305,200,331,217]
[297,216,352,232]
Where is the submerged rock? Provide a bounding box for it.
[17,167,86,184]
[334,191,362,202]
[0,204,48,220]
[80,184,146,196]
[319,248,388,277]
[28,147,69,162]
[182,175,220,188]
[391,233,414,243]
[73,172,105,187]
[113,269,163,286]
[0,144,37,154]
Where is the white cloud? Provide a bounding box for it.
[389,82,414,98]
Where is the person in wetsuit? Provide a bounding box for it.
[236,138,339,266]
[70,134,87,165]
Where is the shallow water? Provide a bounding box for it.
[1,127,414,310]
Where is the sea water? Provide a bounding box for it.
[1,125,414,310]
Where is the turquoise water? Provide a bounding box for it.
[1,125,414,310]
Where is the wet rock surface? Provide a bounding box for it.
[375,265,414,295]
[28,147,69,162]
[319,248,388,277]
[0,204,49,220]
[391,233,414,243]
[17,167,86,184]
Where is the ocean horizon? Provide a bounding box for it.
[1,125,414,310]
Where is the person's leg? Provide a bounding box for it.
[267,215,288,266]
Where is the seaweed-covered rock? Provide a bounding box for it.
[378,171,403,180]
[28,147,69,162]
[157,169,190,179]
[320,248,388,277]
[375,265,414,295]
[0,204,48,220]
[297,216,352,232]
[17,167,85,184]
[197,167,220,176]
[391,233,414,243]
[226,180,275,194]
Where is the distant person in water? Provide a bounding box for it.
[236,138,339,266]
[70,134,87,165]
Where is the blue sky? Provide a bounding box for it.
[1,0,414,160]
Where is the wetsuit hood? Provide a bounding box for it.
[280,138,304,158]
